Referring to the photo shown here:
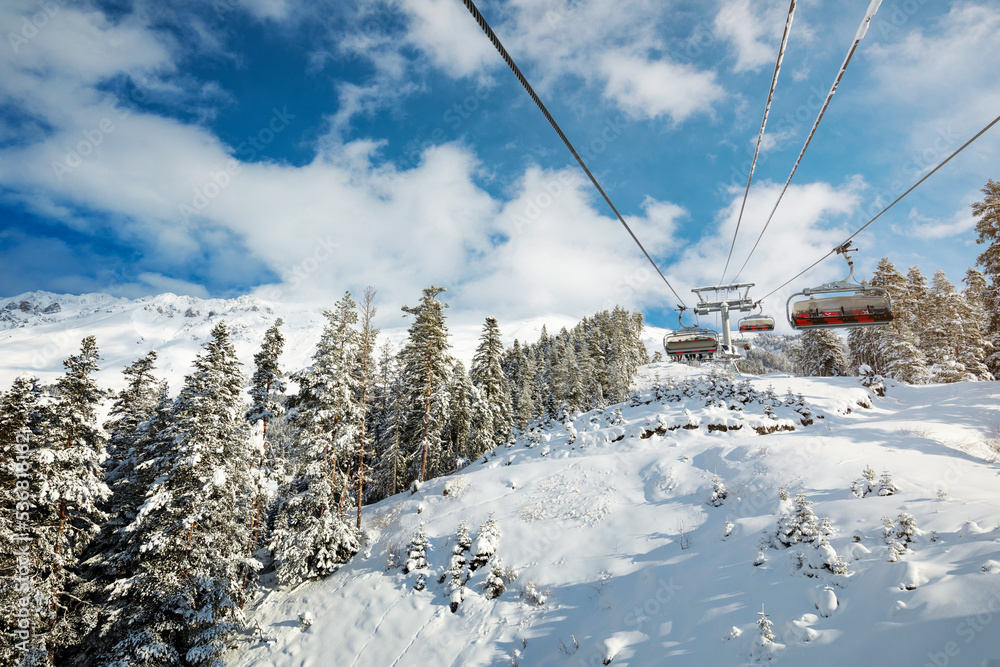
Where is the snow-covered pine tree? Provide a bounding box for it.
[469,514,501,572]
[605,307,649,403]
[550,332,581,417]
[371,342,406,502]
[973,180,1000,377]
[246,318,287,436]
[512,346,539,431]
[83,381,174,666]
[923,269,979,383]
[749,604,778,662]
[244,318,286,589]
[798,329,849,377]
[963,268,998,378]
[471,317,513,448]
[403,522,430,590]
[907,266,931,338]
[849,258,929,383]
[270,296,362,587]
[354,287,379,530]
[72,352,163,666]
[954,271,993,381]
[442,361,477,468]
[0,375,50,665]
[445,521,472,612]
[32,337,111,664]
[399,286,454,485]
[100,322,255,666]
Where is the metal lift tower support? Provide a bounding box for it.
[691,283,756,356]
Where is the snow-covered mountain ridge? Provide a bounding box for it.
[229,363,1000,667]
[0,291,589,393]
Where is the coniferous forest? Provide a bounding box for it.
[0,286,648,666]
[0,179,997,665]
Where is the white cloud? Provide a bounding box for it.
[397,0,499,79]
[714,0,776,73]
[599,51,725,123]
[131,273,211,299]
[894,200,978,241]
[866,2,1000,153]
[333,0,726,129]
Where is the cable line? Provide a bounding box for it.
[758,112,1000,303]
[728,0,883,284]
[458,0,687,308]
[718,0,797,284]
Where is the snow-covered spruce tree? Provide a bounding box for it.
[851,465,878,498]
[907,265,932,341]
[246,318,286,439]
[354,287,379,530]
[708,477,728,507]
[243,318,286,591]
[444,362,474,467]
[445,521,472,612]
[511,345,539,431]
[30,337,112,664]
[973,179,1000,377]
[963,268,998,379]
[399,286,454,485]
[877,470,898,496]
[83,383,175,666]
[849,257,929,384]
[953,272,993,381]
[0,375,50,665]
[270,296,362,588]
[403,522,430,591]
[749,605,779,662]
[921,270,977,383]
[471,317,513,448]
[857,364,885,397]
[72,353,163,666]
[371,343,406,501]
[482,560,508,599]
[767,492,832,549]
[470,514,501,572]
[798,329,849,377]
[100,322,256,667]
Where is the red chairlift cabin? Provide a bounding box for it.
[663,309,720,358]
[786,244,893,331]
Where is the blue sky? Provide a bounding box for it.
[1,0,998,331]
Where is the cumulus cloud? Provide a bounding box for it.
[599,51,725,123]
[334,0,726,128]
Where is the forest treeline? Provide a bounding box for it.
[0,287,647,667]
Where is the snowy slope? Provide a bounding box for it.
[230,364,1000,667]
[0,291,582,393]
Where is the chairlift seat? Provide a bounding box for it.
[738,316,775,332]
[788,293,892,330]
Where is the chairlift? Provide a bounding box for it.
[786,244,893,330]
[663,308,719,358]
[738,305,776,333]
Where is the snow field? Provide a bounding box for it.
[230,363,1000,666]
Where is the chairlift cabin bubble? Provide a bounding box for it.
[786,244,893,331]
[663,309,719,359]
[738,307,776,333]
